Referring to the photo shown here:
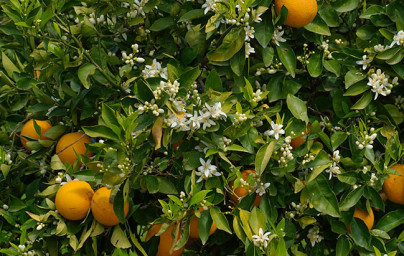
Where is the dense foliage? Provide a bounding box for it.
[0,0,404,255]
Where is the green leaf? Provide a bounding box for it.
[276,42,296,77]
[102,104,120,129]
[8,197,26,212]
[183,151,203,171]
[249,208,266,235]
[263,47,274,67]
[360,5,385,19]
[178,9,205,22]
[145,175,159,194]
[111,225,132,249]
[336,236,350,256]
[345,70,366,89]
[323,59,341,76]
[376,47,401,60]
[308,52,323,77]
[189,190,211,206]
[374,210,404,232]
[226,144,249,153]
[255,141,276,175]
[178,66,201,89]
[150,17,175,31]
[205,69,223,92]
[339,187,364,211]
[306,174,340,217]
[275,237,287,256]
[230,50,246,76]
[386,49,404,65]
[210,207,232,234]
[331,132,348,151]
[82,125,119,141]
[350,218,370,249]
[344,81,369,96]
[78,63,96,89]
[113,180,129,223]
[370,229,391,240]
[351,91,373,110]
[332,0,360,12]
[364,187,385,212]
[157,177,178,194]
[198,210,213,245]
[318,4,340,27]
[286,94,308,123]
[253,11,273,48]
[304,15,331,36]
[209,28,245,62]
[356,25,378,40]
[2,52,20,77]
[42,125,66,140]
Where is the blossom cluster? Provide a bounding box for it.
[355,127,377,150]
[367,69,398,100]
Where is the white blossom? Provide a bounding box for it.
[205,102,227,120]
[189,111,202,130]
[272,27,286,46]
[202,0,216,14]
[307,226,323,247]
[252,228,271,249]
[244,26,255,41]
[196,158,220,183]
[264,121,285,140]
[390,30,404,47]
[255,182,270,196]
[142,59,168,80]
[245,42,255,58]
[367,69,397,100]
[200,111,216,130]
[325,162,341,180]
[356,55,372,70]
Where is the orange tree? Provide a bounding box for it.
[0,0,404,255]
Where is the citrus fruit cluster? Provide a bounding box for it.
[20,119,92,166]
[55,180,129,226]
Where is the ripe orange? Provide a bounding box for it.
[228,170,262,207]
[352,207,374,231]
[91,187,129,226]
[20,119,52,151]
[145,224,185,256]
[383,165,404,205]
[189,207,217,239]
[55,180,94,221]
[56,132,93,166]
[275,0,318,28]
[290,124,311,149]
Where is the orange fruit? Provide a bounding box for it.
[91,187,129,226]
[55,180,94,221]
[383,165,404,205]
[145,224,185,256]
[56,132,93,166]
[290,124,311,149]
[352,207,374,231]
[189,207,217,239]
[20,119,52,151]
[275,0,318,28]
[228,170,262,207]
